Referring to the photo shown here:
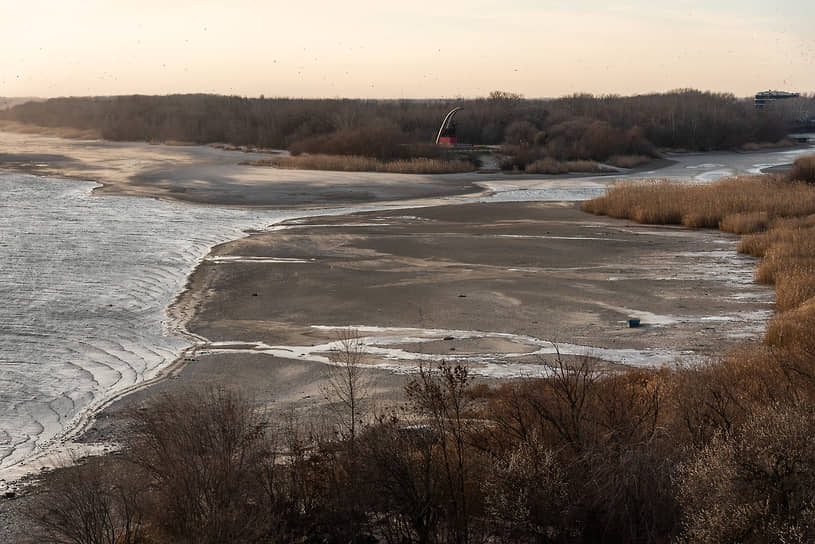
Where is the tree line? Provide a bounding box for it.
[1,90,810,163]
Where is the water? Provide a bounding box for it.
[2,145,802,479]
[0,172,375,477]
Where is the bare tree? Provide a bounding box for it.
[321,328,374,446]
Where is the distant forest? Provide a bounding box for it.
[2,90,812,162]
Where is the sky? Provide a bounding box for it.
[1,0,814,99]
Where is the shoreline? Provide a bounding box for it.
[1,134,808,487]
[79,200,775,445]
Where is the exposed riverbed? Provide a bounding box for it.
[0,133,810,487]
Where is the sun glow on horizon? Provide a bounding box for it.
[2,0,814,99]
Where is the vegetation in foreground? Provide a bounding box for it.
[24,158,815,543]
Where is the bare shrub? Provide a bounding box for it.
[405,362,482,544]
[485,354,678,541]
[677,402,815,543]
[321,329,373,445]
[498,144,547,171]
[668,348,797,446]
[790,154,815,183]
[356,416,447,544]
[482,437,569,543]
[289,126,415,160]
[128,388,271,544]
[28,458,146,544]
[503,120,539,147]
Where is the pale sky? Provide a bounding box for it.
[2,0,813,98]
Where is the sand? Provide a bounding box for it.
[83,201,774,444]
[0,131,796,541]
[0,131,481,207]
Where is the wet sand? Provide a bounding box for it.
[85,201,773,443]
[3,130,813,544]
[0,131,481,207]
[0,133,795,541]
[0,132,798,437]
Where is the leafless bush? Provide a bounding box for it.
[128,388,271,544]
[677,402,815,543]
[356,415,447,543]
[482,436,569,542]
[503,120,539,147]
[405,362,484,544]
[321,329,374,445]
[28,457,146,544]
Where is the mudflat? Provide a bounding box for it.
[87,200,772,440]
[0,131,480,206]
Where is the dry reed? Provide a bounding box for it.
[524,157,609,174]
[581,175,815,232]
[249,154,474,174]
[790,154,815,183]
[583,174,815,355]
[607,154,653,169]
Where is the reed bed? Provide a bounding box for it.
[607,154,653,168]
[524,157,610,174]
[581,175,815,231]
[790,154,815,183]
[249,154,474,174]
[583,173,815,353]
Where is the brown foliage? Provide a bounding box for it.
[607,154,653,168]
[581,175,815,231]
[28,458,147,544]
[128,389,272,544]
[677,402,815,543]
[2,89,800,157]
[790,154,815,183]
[250,154,474,174]
[524,157,607,174]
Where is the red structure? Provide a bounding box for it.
[435,107,461,146]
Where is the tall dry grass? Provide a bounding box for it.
[583,173,815,360]
[524,157,610,174]
[249,154,474,174]
[607,154,653,168]
[581,175,815,230]
[790,154,815,183]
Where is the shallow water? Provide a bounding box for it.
[0,174,275,473]
[2,143,803,480]
[0,173,394,478]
